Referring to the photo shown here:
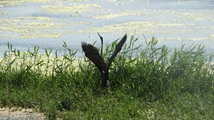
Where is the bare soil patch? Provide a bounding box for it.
[0,107,46,120]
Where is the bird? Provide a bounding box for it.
[81,33,127,87]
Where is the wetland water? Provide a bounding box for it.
[0,0,214,57]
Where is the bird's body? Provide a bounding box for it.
[81,34,127,87]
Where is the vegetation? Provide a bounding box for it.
[0,35,214,119]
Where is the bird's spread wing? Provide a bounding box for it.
[81,42,107,71]
[97,32,103,56]
[107,34,127,69]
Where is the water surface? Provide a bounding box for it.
[0,0,214,57]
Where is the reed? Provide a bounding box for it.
[0,35,213,119]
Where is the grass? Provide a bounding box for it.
[0,35,214,119]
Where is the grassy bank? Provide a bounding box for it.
[0,36,214,119]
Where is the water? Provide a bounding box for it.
[0,0,214,57]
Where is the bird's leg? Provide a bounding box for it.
[107,87,113,96]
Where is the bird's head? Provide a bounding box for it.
[101,70,110,87]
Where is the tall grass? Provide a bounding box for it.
[0,35,213,119]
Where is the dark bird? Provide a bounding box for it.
[81,34,127,87]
